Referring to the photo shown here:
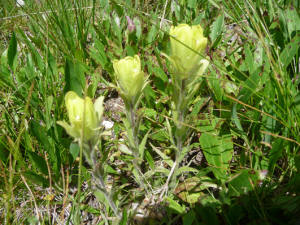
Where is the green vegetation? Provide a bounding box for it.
[0,0,299,224]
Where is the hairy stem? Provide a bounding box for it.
[127,106,150,194]
[94,170,121,218]
[89,144,121,219]
[161,80,187,198]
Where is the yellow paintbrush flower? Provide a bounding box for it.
[57,91,104,142]
[169,24,209,79]
[113,55,145,102]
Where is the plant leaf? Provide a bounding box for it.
[7,32,17,71]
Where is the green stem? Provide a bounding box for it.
[74,139,84,224]
[172,81,186,185]
[160,80,187,198]
[126,104,149,193]
[88,143,121,218]
[94,170,121,218]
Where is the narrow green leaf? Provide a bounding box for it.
[150,143,173,167]
[120,208,128,225]
[175,166,199,175]
[139,129,151,160]
[144,150,155,170]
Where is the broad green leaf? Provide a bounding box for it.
[64,58,85,97]
[69,142,80,162]
[89,40,108,68]
[47,51,58,78]
[146,23,158,44]
[94,190,109,210]
[125,45,136,56]
[0,137,9,163]
[187,0,196,8]
[165,197,186,214]
[23,171,49,187]
[208,70,223,101]
[244,44,255,75]
[175,166,199,175]
[196,197,220,225]
[279,35,300,69]
[199,133,233,180]
[183,209,196,225]
[25,54,35,80]
[105,165,119,175]
[27,150,48,176]
[291,92,300,116]
[210,13,224,46]
[178,146,192,163]
[153,66,168,82]
[133,17,142,41]
[45,96,54,129]
[238,68,260,104]
[227,169,259,197]
[285,6,300,37]
[268,139,284,174]
[175,176,216,204]
[177,191,203,204]
[30,121,52,152]
[30,120,59,176]
[7,32,17,71]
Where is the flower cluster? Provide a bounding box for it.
[58,24,209,142]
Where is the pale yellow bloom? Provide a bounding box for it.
[169,24,209,79]
[57,91,104,142]
[113,55,145,100]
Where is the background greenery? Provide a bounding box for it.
[0,0,299,224]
